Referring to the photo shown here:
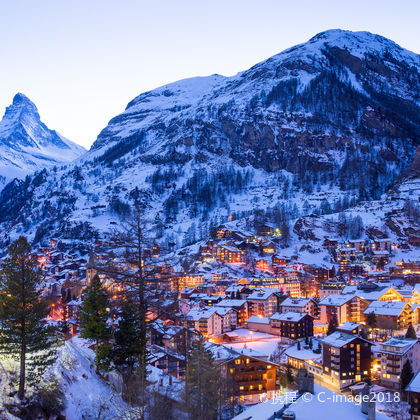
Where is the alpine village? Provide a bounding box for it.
[0,28,419,420]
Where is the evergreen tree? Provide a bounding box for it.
[405,323,417,339]
[400,360,414,389]
[59,295,70,339]
[0,236,58,400]
[184,338,220,420]
[112,300,148,403]
[286,364,294,385]
[309,337,313,349]
[366,312,377,329]
[327,313,338,335]
[79,274,111,372]
[297,340,301,350]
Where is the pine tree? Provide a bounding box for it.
[184,338,220,420]
[400,359,414,389]
[79,274,111,372]
[327,313,338,335]
[297,340,301,350]
[0,236,58,400]
[59,295,70,339]
[309,337,313,349]
[112,300,148,403]
[286,364,294,385]
[366,312,377,329]
[405,323,417,339]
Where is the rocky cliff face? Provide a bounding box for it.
[0,30,418,250]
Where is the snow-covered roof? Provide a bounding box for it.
[280,297,311,307]
[363,301,409,316]
[319,294,354,306]
[247,289,277,300]
[270,312,308,322]
[380,337,418,354]
[215,299,246,308]
[337,321,361,332]
[185,307,219,321]
[322,331,361,348]
[285,339,321,361]
[406,371,420,393]
[232,384,392,420]
[247,315,270,324]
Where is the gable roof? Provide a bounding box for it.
[363,301,410,317]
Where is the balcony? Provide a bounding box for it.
[236,378,267,386]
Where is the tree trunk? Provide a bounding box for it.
[18,340,26,400]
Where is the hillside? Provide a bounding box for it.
[0,29,419,257]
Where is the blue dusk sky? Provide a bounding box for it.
[0,0,419,148]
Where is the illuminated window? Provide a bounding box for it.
[235,360,241,365]
[239,386,244,390]
[230,368,234,374]
[246,358,250,364]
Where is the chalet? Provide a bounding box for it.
[149,319,198,354]
[216,245,246,264]
[336,321,364,336]
[371,239,392,252]
[261,242,276,254]
[319,294,369,324]
[347,240,365,253]
[322,332,372,389]
[149,344,186,379]
[279,297,319,318]
[406,371,420,420]
[319,280,345,298]
[371,250,390,267]
[363,301,412,331]
[247,289,279,317]
[185,307,223,337]
[215,299,248,325]
[323,238,339,250]
[270,312,314,340]
[214,306,238,333]
[257,223,278,236]
[379,337,420,390]
[170,274,205,291]
[207,344,279,405]
[272,255,289,266]
[232,230,254,243]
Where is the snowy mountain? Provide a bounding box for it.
[0,93,86,189]
[0,29,419,255]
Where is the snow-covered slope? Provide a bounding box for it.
[0,30,419,254]
[0,93,86,189]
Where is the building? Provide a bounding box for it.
[406,371,420,420]
[379,337,420,390]
[185,307,223,337]
[216,245,246,264]
[322,332,372,389]
[363,301,413,331]
[319,280,345,298]
[270,312,314,340]
[247,290,279,317]
[279,297,319,318]
[149,344,186,379]
[319,294,369,324]
[215,299,248,325]
[220,352,279,405]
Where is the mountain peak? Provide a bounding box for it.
[9,92,40,118]
[0,94,86,188]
